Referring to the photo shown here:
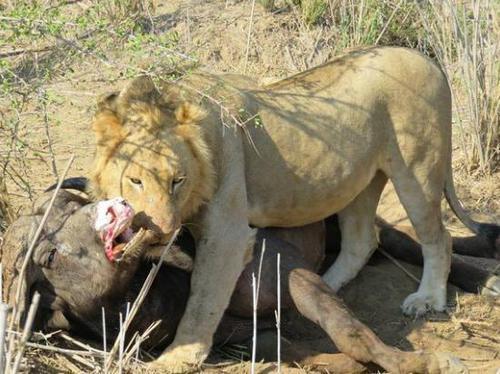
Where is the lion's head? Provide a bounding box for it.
[90,76,216,243]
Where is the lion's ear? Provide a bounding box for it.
[97,92,119,113]
[175,102,206,126]
[92,92,126,150]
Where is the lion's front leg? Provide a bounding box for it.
[154,218,254,371]
[153,131,254,372]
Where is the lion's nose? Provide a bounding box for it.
[155,216,181,235]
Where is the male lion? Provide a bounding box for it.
[90,47,499,370]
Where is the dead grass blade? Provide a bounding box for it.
[8,155,75,331]
[10,292,40,374]
[104,228,180,371]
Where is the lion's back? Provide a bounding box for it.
[243,47,451,227]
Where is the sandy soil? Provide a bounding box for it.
[1,0,498,372]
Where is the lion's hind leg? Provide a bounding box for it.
[389,160,452,316]
[322,172,387,291]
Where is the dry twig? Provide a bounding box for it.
[274,252,281,374]
[377,248,420,284]
[10,292,40,374]
[5,155,75,370]
[243,0,257,74]
[9,155,74,330]
[104,228,180,371]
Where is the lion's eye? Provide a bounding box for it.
[171,176,186,194]
[129,177,143,187]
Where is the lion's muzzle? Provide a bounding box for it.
[133,210,181,245]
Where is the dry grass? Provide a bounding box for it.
[415,0,499,175]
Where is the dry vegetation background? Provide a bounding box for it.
[0,0,499,372]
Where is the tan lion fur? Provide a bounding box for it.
[89,47,478,370]
[91,91,215,226]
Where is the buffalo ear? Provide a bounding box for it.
[45,310,71,331]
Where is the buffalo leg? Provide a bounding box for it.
[378,223,500,296]
[298,352,368,373]
[288,268,465,373]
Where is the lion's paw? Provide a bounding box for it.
[150,343,208,373]
[433,352,468,374]
[401,290,446,316]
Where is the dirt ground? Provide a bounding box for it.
[1,0,499,372]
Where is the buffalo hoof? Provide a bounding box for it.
[482,275,500,297]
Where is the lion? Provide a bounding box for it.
[89,47,499,370]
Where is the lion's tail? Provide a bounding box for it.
[444,165,499,258]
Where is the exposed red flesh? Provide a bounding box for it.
[94,198,135,262]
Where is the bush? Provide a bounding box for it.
[300,0,328,26]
